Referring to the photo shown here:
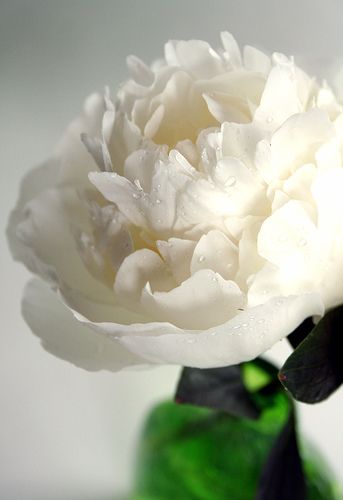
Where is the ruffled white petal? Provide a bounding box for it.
[190,229,238,279]
[14,183,112,303]
[140,269,245,329]
[89,293,324,368]
[157,237,196,284]
[23,279,144,371]
[7,159,60,282]
[164,39,223,79]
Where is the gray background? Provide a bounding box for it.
[1,1,343,498]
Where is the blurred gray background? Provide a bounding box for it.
[1,1,343,498]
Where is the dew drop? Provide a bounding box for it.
[156,199,161,204]
[266,116,274,124]
[132,193,140,199]
[198,255,206,263]
[257,318,265,324]
[241,323,248,328]
[211,331,217,336]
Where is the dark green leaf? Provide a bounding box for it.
[279,305,343,403]
[175,365,260,419]
[256,410,305,500]
[288,317,314,349]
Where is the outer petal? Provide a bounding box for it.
[87,293,324,368]
[57,93,105,186]
[13,182,112,303]
[7,159,60,283]
[243,45,271,74]
[254,55,315,130]
[23,280,144,371]
[221,31,242,68]
[164,39,223,79]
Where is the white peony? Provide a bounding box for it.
[9,32,343,370]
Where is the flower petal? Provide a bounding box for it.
[221,31,242,68]
[190,229,238,279]
[23,279,144,371]
[14,183,112,303]
[114,248,175,311]
[112,293,324,367]
[157,237,196,284]
[254,56,315,130]
[165,39,223,79]
[140,269,244,329]
[7,159,60,282]
[57,93,105,186]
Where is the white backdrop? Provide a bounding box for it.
[1,1,343,498]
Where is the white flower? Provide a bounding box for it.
[9,32,343,370]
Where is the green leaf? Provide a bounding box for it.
[287,317,314,349]
[279,305,343,403]
[242,361,273,392]
[131,398,337,500]
[175,365,260,419]
[132,359,338,500]
[256,410,305,500]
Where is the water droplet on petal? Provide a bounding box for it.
[156,199,161,204]
[257,318,265,324]
[198,255,206,263]
[266,116,274,124]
